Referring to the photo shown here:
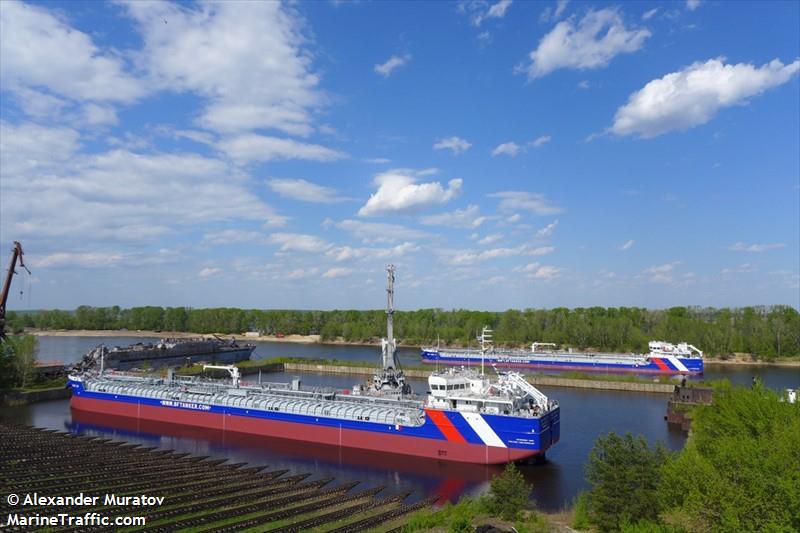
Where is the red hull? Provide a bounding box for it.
[70,396,537,465]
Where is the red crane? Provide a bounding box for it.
[0,241,31,340]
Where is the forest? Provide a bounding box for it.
[6,304,799,359]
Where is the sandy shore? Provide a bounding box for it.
[26,330,800,367]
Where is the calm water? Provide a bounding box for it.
[4,336,797,511]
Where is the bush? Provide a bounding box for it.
[485,462,532,521]
[571,492,591,530]
[584,432,669,532]
[658,383,800,532]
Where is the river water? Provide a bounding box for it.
[2,336,797,511]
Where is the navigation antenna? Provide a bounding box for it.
[479,326,493,376]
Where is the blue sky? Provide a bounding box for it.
[1,0,798,311]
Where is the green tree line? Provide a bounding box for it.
[6,304,800,359]
[576,383,800,532]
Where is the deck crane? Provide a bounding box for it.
[0,241,31,340]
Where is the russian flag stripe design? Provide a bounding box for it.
[461,412,507,448]
[425,409,466,443]
[650,357,670,372]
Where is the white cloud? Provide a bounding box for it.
[530,135,552,148]
[642,8,659,20]
[420,205,489,228]
[448,243,554,266]
[513,262,561,280]
[363,157,391,164]
[267,178,348,203]
[478,233,503,245]
[433,136,472,154]
[490,191,563,215]
[31,249,179,269]
[492,142,522,157]
[535,220,559,238]
[466,0,512,26]
[218,134,345,165]
[686,0,701,11]
[123,1,323,136]
[203,230,263,245]
[358,170,462,216]
[323,267,353,279]
[450,246,526,265]
[611,58,800,138]
[0,122,285,245]
[729,242,786,253]
[643,262,681,284]
[267,233,331,253]
[578,80,590,89]
[521,8,650,79]
[327,242,419,262]
[0,1,144,105]
[721,263,757,275]
[285,267,319,281]
[374,54,411,77]
[198,267,222,279]
[83,104,118,126]
[333,219,430,244]
[554,0,570,20]
[528,246,555,256]
[619,239,635,251]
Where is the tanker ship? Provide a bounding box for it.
[68,266,560,465]
[422,328,703,375]
[72,337,255,371]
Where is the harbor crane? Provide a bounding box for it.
[0,241,31,340]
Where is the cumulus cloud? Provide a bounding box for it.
[0,1,145,105]
[332,219,430,244]
[433,136,472,154]
[619,239,635,251]
[489,191,563,215]
[521,8,650,79]
[686,0,701,11]
[358,170,462,216]
[729,242,786,253]
[267,233,330,253]
[218,135,345,165]
[374,54,411,77]
[420,205,489,228]
[492,142,522,157]
[122,1,323,136]
[267,178,348,203]
[611,58,800,138]
[535,220,559,239]
[0,122,285,246]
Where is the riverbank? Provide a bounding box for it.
[0,385,70,406]
[26,329,800,367]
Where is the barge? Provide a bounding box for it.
[422,328,703,375]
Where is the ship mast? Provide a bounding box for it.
[382,264,398,371]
